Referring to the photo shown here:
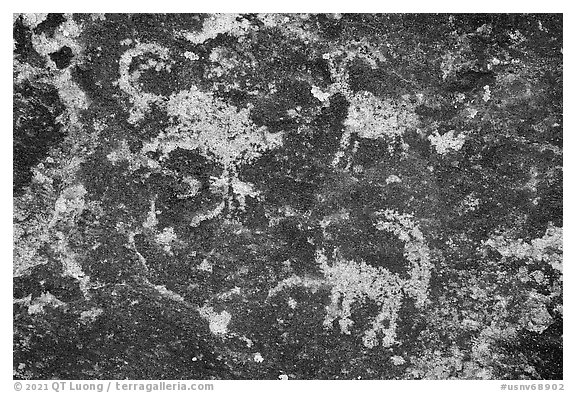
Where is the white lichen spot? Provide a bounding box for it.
[32,164,53,186]
[230,178,260,211]
[156,227,177,253]
[238,336,253,348]
[476,23,493,35]
[428,130,466,155]
[53,69,89,123]
[184,51,199,61]
[208,47,239,77]
[50,184,88,232]
[482,85,491,102]
[391,355,406,366]
[331,147,347,168]
[466,107,479,119]
[184,14,250,44]
[13,60,43,84]
[521,292,554,333]
[53,184,87,215]
[278,374,289,380]
[198,305,232,336]
[555,304,563,316]
[142,199,159,229]
[155,285,185,302]
[531,270,546,285]
[460,193,480,213]
[518,266,531,283]
[31,15,82,58]
[485,225,562,272]
[508,30,527,44]
[106,140,133,165]
[52,232,91,298]
[189,202,226,227]
[344,91,418,141]
[218,286,242,300]
[319,209,350,229]
[198,259,213,273]
[440,51,462,80]
[80,307,104,324]
[311,85,331,102]
[267,274,324,298]
[524,166,540,193]
[19,13,49,29]
[253,352,264,363]
[58,16,82,38]
[385,175,402,184]
[26,292,66,315]
[286,108,299,118]
[178,176,202,199]
[287,297,298,309]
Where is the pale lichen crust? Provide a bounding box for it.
[13,13,562,380]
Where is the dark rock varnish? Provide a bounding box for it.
[14,13,562,380]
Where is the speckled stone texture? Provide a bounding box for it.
[13,13,562,380]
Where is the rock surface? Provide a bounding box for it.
[13,13,562,380]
